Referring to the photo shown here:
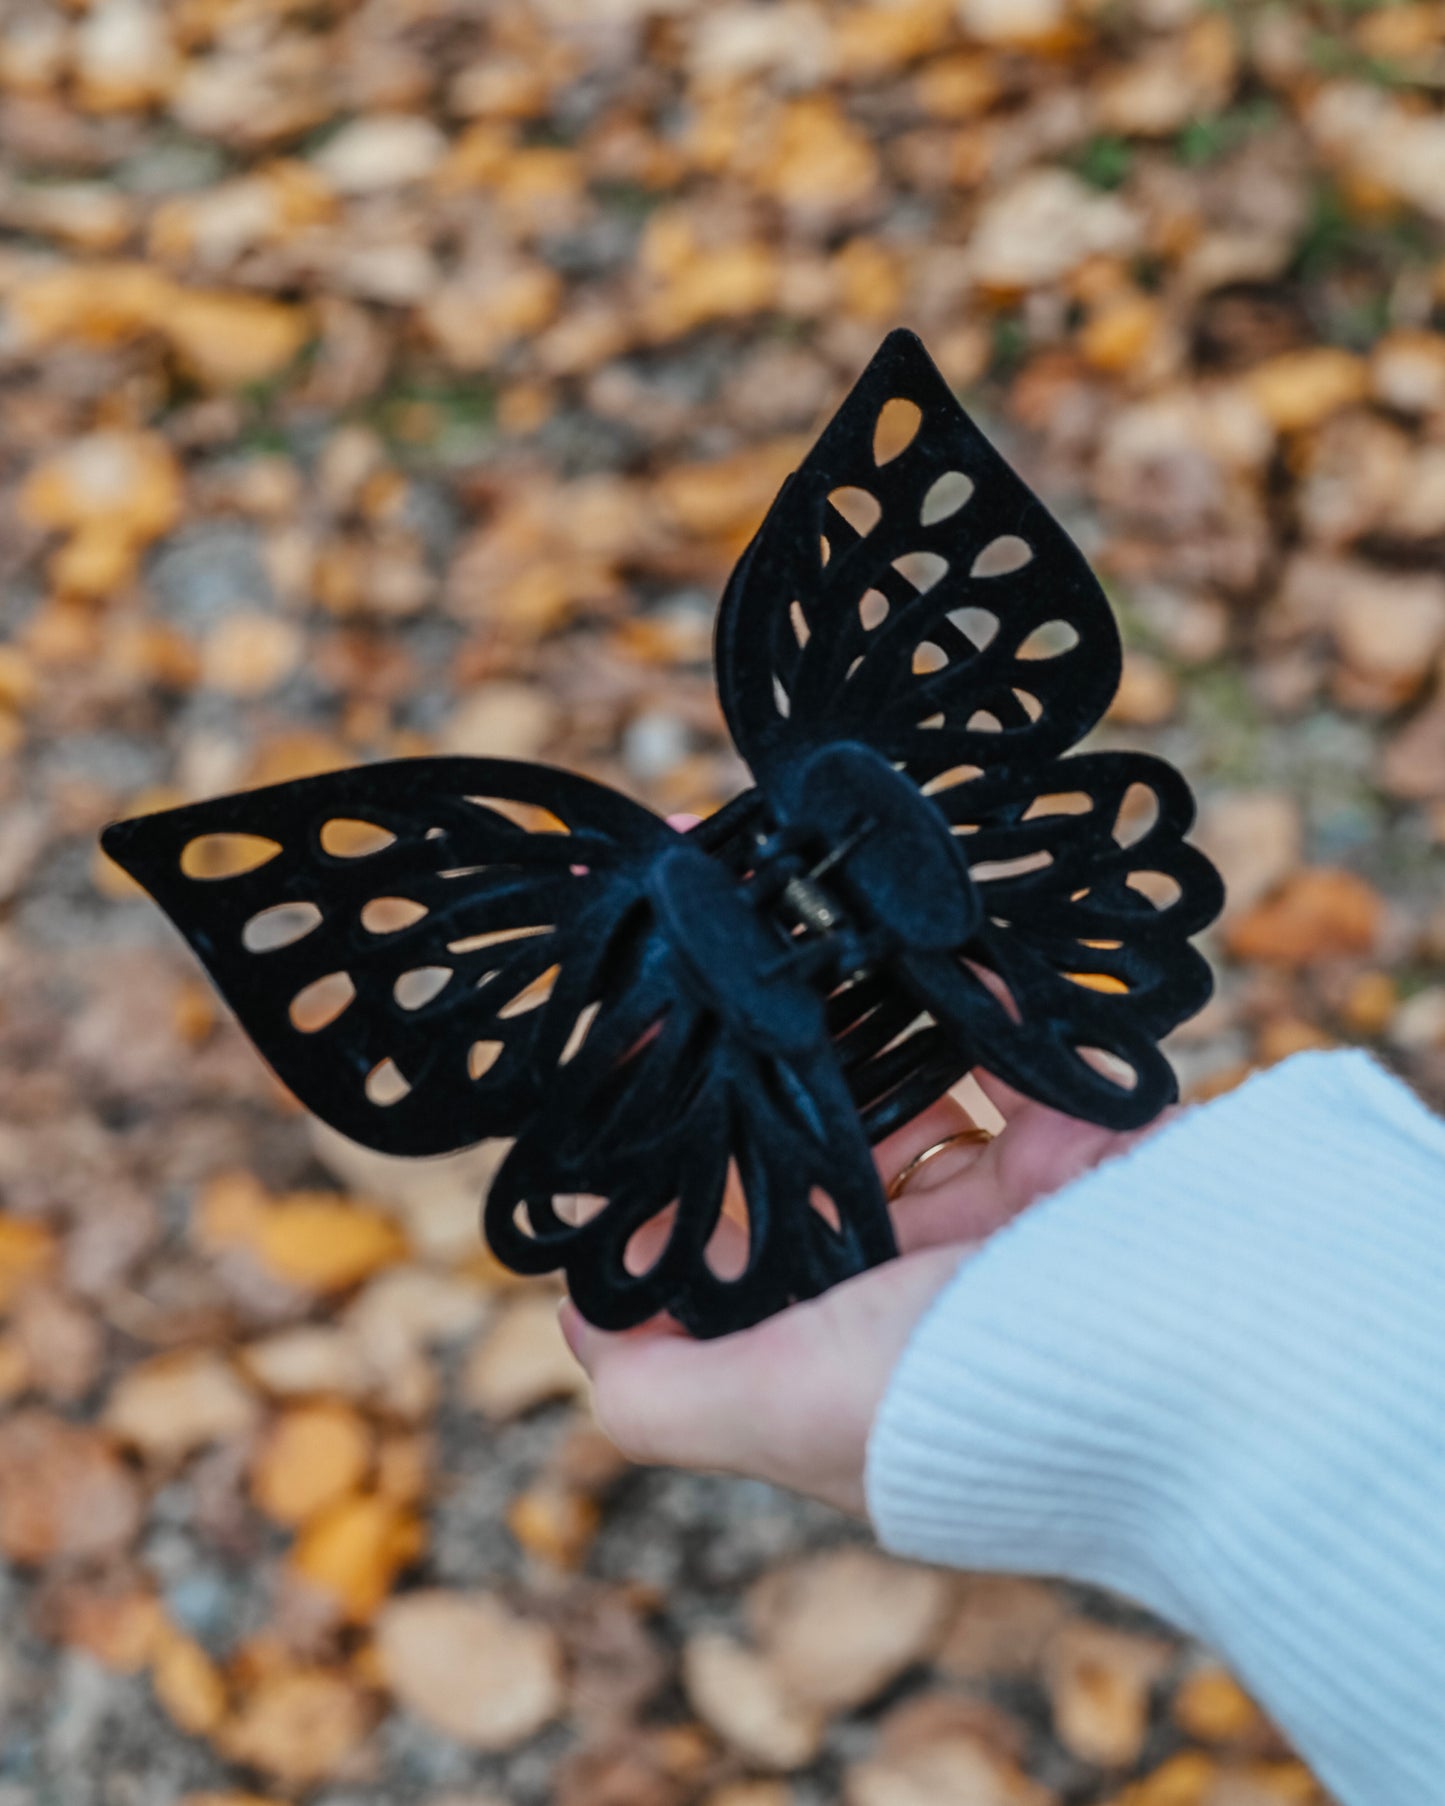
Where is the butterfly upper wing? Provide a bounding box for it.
[711,328,1222,1134]
[101,758,675,1157]
[714,327,1122,792]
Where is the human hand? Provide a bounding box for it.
[561,1076,1162,1516]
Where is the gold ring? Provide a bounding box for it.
[886,1128,994,1202]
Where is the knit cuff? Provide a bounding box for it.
[865,1050,1445,1806]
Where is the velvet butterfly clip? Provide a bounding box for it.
[103,330,1225,1338]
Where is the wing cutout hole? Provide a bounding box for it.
[874,396,922,464]
[362,896,429,934]
[1064,970,1130,995]
[1126,869,1183,909]
[394,966,452,1010]
[971,850,1053,883]
[809,1187,841,1234]
[1023,791,1092,818]
[468,1039,503,1080]
[181,833,281,880]
[965,957,1021,1023]
[559,1000,600,1066]
[828,486,882,537]
[921,469,975,524]
[464,797,569,834]
[845,655,865,681]
[449,924,551,956]
[624,1202,678,1278]
[1012,687,1044,722]
[917,710,945,729]
[365,1058,411,1105]
[947,605,998,649]
[921,763,984,797]
[912,640,948,676]
[290,971,355,1033]
[1114,781,1161,847]
[966,709,1003,732]
[1074,1045,1139,1090]
[789,599,810,648]
[703,1162,749,1281]
[772,673,791,718]
[497,964,560,1019]
[243,901,322,952]
[1018,618,1080,660]
[859,588,889,630]
[972,535,1033,578]
[320,818,396,858]
[819,532,831,566]
[893,550,949,594]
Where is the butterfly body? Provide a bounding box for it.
[102,330,1225,1336]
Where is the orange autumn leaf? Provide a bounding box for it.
[287,1493,424,1622]
[220,1668,372,1786]
[252,1194,408,1292]
[152,1625,228,1736]
[0,1216,55,1310]
[251,1403,373,1527]
[1225,869,1385,967]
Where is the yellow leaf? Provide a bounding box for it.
[766,97,879,213]
[152,1625,227,1736]
[288,1494,424,1623]
[1246,348,1371,434]
[220,1668,371,1786]
[0,1216,54,1310]
[165,292,311,389]
[251,1403,373,1528]
[253,1194,408,1292]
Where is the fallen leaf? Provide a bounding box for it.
[1045,1623,1172,1768]
[682,1632,825,1771]
[152,1623,228,1736]
[106,1350,261,1461]
[462,1292,587,1422]
[221,1668,372,1786]
[0,1214,55,1309]
[0,1410,143,1565]
[1173,1664,1270,1745]
[288,1494,424,1623]
[375,1590,565,1749]
[749,1547,956,1715]
[1246,349,1370,435]
[1226,868,1384,966]
[251,1402,373,1526]
[251,1192,408,1292]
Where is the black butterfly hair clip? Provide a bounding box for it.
[103,330,1224,1338]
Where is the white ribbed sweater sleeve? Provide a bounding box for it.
[866,1050,1445,1806]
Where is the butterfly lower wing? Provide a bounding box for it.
[485,988,896,1336]
[901,751,1224,1127]
[101,757,674,1156]
[714,328,1122,791]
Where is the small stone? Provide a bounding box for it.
[376,1590,565,1750]
[682,1632,825,1771]
[462,1292,587,1422]
[312,115,448,193]
[1388,986,1445,1053]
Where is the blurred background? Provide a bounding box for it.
[1,1,1444,1801]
